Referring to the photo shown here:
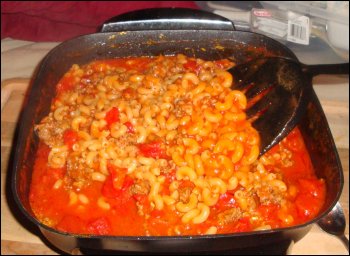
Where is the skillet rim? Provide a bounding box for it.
[10,29,344,246]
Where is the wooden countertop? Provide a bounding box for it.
[1,79,349,255]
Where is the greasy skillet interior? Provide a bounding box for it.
[12,29,343,252]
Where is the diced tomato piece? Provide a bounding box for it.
[295,194,313,219]
[295,178,326,219]
[284,128,305,152]
[163,169,176,184]
[87,217,111,235]
[255,204,281,228]
[56,215,86,234]
[178,180,195,189]
[267,144,280,155]
[92,62,108,72]
[133,194,148,203]
[183,60,200,74]
[298,178,325,198]
[108,163,133,190]
[234,217,252,232]
[257,204,279,220]
[138,141,167,159]
[215,192,236,210]
[214,59,232,69]
[295,193,324,220]
[102,177,123,199]
[122,175,134,190]
[105,107,120,127]
[63,129,79,150]
[102,164,134,199]
[56,75,75,93]
[122,88,136,99]
[111,170,126,190]
[124,121,135,133]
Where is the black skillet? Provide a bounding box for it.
[10,8,344,254]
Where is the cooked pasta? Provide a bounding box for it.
[30,55,326,236]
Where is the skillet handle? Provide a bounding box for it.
[302,63,349,77]
[101,8,235,32]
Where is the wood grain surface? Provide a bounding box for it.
[1,79,348,255]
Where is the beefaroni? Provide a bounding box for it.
[30,55,326,236]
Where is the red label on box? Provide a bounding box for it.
[253,9,272,17]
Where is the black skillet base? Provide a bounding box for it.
[76,239,293,255]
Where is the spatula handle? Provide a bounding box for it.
[302,63,349,77]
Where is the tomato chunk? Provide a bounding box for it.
[102,177,122,199]
[233,217,252,233]
[56,75,75,93]
[215,192,236,210]
[111,169,126,190]
[87,217,111,235]
[183,60,200,74]
[295,178,326,220]
[138,141,167,159]
[284,128,304,152]
[214,59,232,69]
[124,121,135,133]
[56,215,86,234]
[102,164,134,199]
[105,107,120,127]
[63,129,79,150]
[122,88,136,99]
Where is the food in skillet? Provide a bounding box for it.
[31,54,326,236]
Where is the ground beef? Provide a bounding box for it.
[217,207,242,225]
[35,117,70,147]
[256,185,283,205]
[130,180,151,195]
[178,186,192,203]
[132,180,151,217]
[111,133,137,148]
[65,154,93,190]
